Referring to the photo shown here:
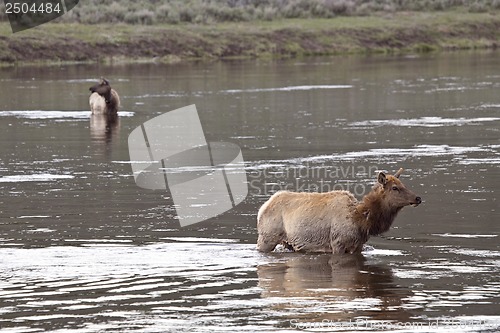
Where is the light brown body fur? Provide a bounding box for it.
[257,168,421,254]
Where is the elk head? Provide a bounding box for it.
[89,77,112,103]
[378,168,422,208]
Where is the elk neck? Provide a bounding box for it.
[354,186,403,236]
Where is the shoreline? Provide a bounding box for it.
[1,11,500,66]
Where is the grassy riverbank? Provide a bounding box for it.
[1,10,500,65]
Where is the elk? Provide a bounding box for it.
[89,78,120,115]
[257,168,422,254]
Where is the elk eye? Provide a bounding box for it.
[392,186,399,191]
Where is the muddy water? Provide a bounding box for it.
[0,52,499,332]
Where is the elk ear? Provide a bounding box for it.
[394,168,403,178]
[99,77,109,85]
[378,172,387,185]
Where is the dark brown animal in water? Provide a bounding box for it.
[89,78,120,115]
[257,168,422,253]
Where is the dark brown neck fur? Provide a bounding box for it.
[105,91,118,113]
[354,185,402,236]
[102,90,112,104]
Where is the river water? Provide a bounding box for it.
[0,52,499,332]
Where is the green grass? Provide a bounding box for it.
[2,10,500,65]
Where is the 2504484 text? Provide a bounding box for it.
[4,1,61,14]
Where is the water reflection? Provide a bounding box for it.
[90,113,120,143]
[258,253,412,326]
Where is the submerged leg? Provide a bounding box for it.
[257,235,280,252]
[282,241,295,252]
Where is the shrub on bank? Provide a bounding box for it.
[1,0,500,24]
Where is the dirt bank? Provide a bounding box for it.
[1,11,500,65]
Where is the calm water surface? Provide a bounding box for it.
[0,52,499,332]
